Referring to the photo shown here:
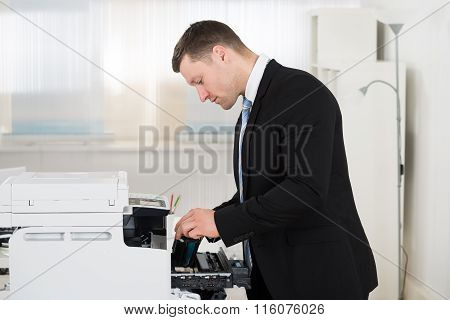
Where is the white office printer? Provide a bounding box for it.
[0,171,171,299]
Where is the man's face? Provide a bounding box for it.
[179,49,241,110]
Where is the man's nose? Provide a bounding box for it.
[196,86,209,102]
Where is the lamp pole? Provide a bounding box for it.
[390,23,404,301]
[359,22,404,300]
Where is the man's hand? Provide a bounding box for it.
[174,208,219,240]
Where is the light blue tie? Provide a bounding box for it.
[239,97,253,273]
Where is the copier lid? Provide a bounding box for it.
[8,171,129,213]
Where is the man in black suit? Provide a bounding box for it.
[172,20,377,299]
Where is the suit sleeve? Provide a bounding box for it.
[213,190,239,211]
[205,191,240,243]
[214,78,338,247]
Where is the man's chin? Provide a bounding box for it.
[219,101,234,110]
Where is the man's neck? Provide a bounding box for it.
[239,51,259,96]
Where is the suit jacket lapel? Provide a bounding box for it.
[233,113,242,189]
[240,59,281,200]
[245,59,280,131]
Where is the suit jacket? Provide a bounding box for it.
[213,60,378,299]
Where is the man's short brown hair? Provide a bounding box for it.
[172,20,247,73]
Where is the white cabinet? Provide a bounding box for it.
[310,8,377,70]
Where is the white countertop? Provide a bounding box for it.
[0,138,234,152]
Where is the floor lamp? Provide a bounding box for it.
[359,23,405,300]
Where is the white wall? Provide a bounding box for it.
[0,0,360,140]
[362,0,450,299]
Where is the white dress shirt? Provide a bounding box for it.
[244,53,271,104]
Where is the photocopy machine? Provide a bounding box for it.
[0,171,249,299]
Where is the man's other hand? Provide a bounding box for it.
[174,208,219,240]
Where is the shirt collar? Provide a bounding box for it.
[244,53,271,104]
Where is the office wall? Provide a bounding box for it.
[361,0,450,299]
[0,0,360,140]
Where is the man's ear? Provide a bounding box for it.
[212,45,227,62]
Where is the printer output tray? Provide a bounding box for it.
[171,248,250,290]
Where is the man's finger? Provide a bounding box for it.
[175,220,196,240]
[175,209,194,227]
[188,228,202,239]
[174,215,195,236]
[174,210,195,231]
